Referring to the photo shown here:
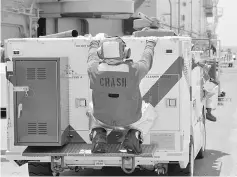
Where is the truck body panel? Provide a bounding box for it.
[5,36,205,170]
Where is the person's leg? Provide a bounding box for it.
[206,107,216,122]
[204,81,218,122]
[90,127,107,153]
[122,102,158,154]
[87,102,108,153]
[122,128,143,154]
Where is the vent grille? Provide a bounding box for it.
[150,133,175,150]
[26,68,36,80]
[38,122,47,135]
[27,123,37,135]
[26,68,47,80]
[37,68,46,80]
[27,122,47,135]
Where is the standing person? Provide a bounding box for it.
[192,58,218,122]
[1,43,5,63]
[211,44,217,56]
[86,33,159,154]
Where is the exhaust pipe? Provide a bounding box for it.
[39,30,78,38]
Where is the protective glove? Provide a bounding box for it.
[89,40,100,48]
[146,38,158,47]
[94,33,109,41]
[90,33,109,47]
[84,34,92,38]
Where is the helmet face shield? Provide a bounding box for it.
[102,41,122,59]
[97,37,131,63]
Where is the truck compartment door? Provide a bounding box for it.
[14,60,58,143]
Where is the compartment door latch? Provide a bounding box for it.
[13,86,29,97]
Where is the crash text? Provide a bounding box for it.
[100,77,127,88]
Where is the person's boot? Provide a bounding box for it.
[219,91,226,97]
[206,108,217,122]
[90,128,107,153]
[122,129,143,155]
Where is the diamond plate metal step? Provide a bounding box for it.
[23,143,158,157]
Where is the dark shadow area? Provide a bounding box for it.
[62,167,157,176]
[1,108,7,119]
[167,149,230,176]
[194,149,230,176]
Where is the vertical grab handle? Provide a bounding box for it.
[18,103,23,118]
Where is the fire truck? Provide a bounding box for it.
[2,12,213,176]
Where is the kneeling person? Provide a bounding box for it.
[87,35,159,154]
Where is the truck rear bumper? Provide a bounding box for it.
[6,143,187,167]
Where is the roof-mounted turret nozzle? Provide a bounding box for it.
[138,12,160,28]
[133,12,160,31]
[133,12,177,37]
[39,30,78,38]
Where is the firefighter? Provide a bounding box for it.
[1,43,4,63]
[211,44,216,56]
[86,33,158,154]
[192,58,218,122]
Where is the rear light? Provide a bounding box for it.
[75,98,87,107]
[166,98,177,108]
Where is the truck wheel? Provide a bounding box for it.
[182,141,194,176]
[28,162,59,176]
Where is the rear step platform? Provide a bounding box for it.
[23,143,157,157]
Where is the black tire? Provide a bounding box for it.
[28,162,58,176]
[167,163,180,176]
